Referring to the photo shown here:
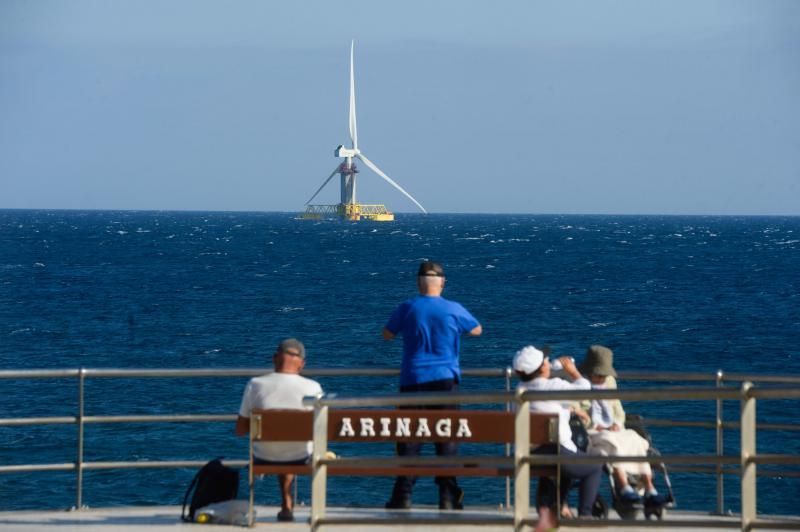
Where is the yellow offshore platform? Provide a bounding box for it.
[302,201,394,222]
[301,42,426,222]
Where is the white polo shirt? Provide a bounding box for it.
[239,373,323,462]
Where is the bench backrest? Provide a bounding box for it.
[250,408,558,445]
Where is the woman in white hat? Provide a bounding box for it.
[513,345,602,530]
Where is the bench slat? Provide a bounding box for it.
[252,409,556,444]
[252,464,556,478]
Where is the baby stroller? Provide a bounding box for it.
[594,414,676,520]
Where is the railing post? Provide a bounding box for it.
[505,366,512,510]
[248,414,257,527]
[513,390,530,532]
[310,394,328,531]
[716,369,725,515]
[740,382,756,532]
[75,367,86,510]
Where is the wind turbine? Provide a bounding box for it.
[304,41,427,220]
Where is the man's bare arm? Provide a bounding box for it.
[382,327,396,340]
[235,415,249,436]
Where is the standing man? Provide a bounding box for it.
[382,261,482,510]
[235,338,323,523]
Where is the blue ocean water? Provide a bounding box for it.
[1,210,798,513]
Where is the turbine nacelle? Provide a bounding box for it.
[335,145,360,158]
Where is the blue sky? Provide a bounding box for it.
[1,0,798,215]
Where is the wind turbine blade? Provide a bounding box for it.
[349,40,358,150]
[306,165,341,205]
[356,153,427,214]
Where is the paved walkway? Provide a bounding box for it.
[1,505,798,531]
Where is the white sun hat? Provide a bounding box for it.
[513,345,545,374]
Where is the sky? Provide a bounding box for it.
[1,0,798,215]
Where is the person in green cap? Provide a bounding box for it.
[574,345,665,506]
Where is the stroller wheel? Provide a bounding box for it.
[616,505,638,520]
[592,494,609,519]
[644,506,665,520]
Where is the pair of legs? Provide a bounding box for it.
[532,444,602,530]
[388,378,462,509]
[613,468,656,493]
[253,456,309,521]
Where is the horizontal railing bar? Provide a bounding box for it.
[83,414,235,424]
[81,460,247,470]
[667,466,800,478]
[646,419,800,432]
[0,460,248,474]
[643,419,717,429]
[2,458,797,477]
[521,387,744,402]
[722,374,800,385]
[524,454,740,466]
[307,387,752,407]
[305,391,514,407]
[2,367,800,384]
[0,463,76,473]
[0,416,77,426]
[749,521,800,530]
[0,367,506,380]
[320,456,513,467]
[751,455,800,465]
[0,369,80,379]
[750,388,800,400]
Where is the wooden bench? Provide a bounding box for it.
[247,408,558,526]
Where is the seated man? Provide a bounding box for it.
[513,346,602,531]
[574,345,664,505]
[235,338,323,522]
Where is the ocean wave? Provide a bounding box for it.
[277,306,304,313]
[588,322,611,328]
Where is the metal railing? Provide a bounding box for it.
[1,367,800,529]
[301,385,800,532]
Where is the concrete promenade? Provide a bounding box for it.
[1,505,799,531]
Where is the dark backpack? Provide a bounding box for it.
[181,458,240,522]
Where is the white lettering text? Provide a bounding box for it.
[455,418,472,438]
[415,418,432,437]
[339,417,355,437]
[435,418,452,437]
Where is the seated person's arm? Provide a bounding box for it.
[572,406,592,427]
[235,415,249,436]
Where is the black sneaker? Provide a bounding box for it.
[439,487,464,510]
[277,509,294,522]
[385,494,411,510]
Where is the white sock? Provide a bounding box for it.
[647,488,659,496]
[621,485,635,495]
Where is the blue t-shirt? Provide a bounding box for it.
[385,295,480,386]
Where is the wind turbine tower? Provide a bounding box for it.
[303,41,427,221]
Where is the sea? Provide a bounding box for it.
[1,210,798,514]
